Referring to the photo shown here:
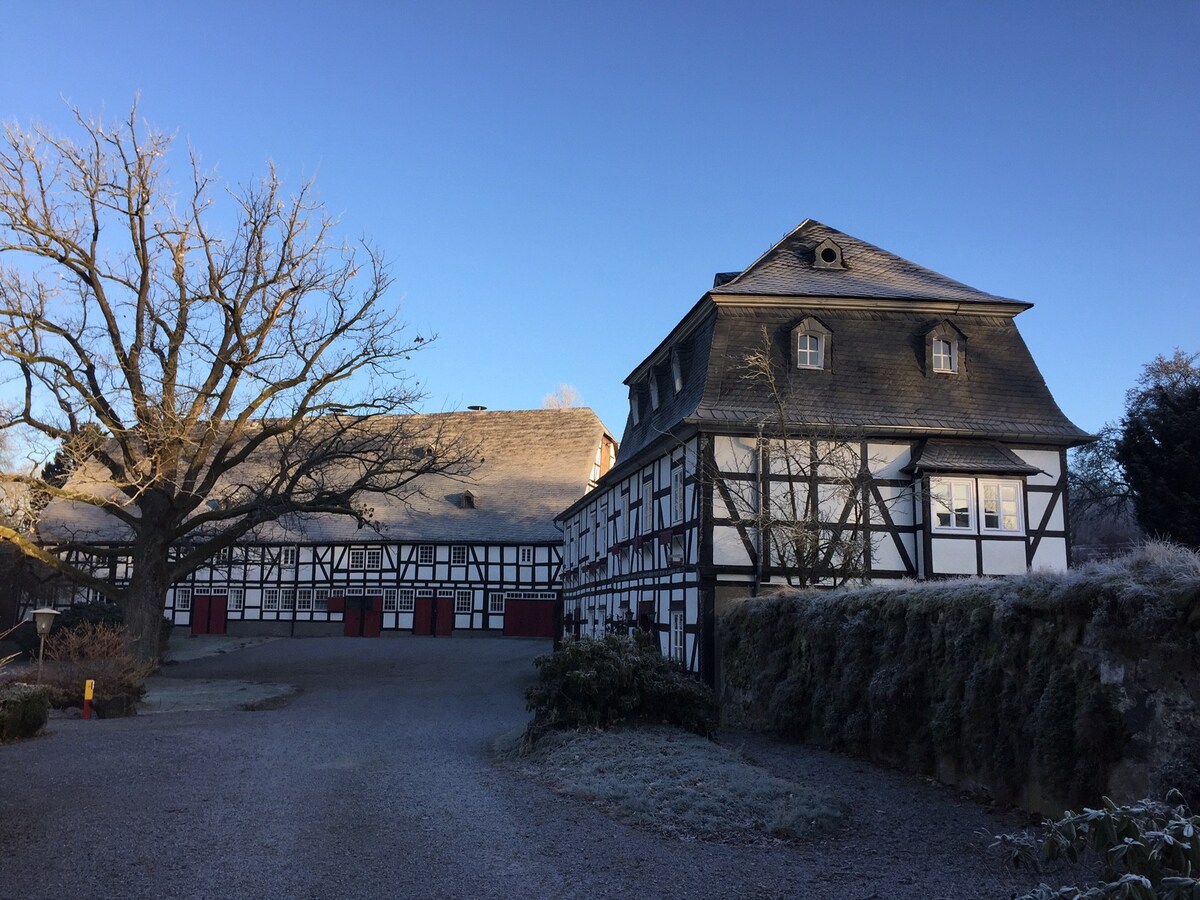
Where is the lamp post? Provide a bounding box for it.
[32,607,60,683]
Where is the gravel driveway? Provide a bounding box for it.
[0,636,1043,899]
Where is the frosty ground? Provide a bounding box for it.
[0,636,1049,899]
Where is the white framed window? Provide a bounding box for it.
[228,588,244,611]
[277,546,297,568]
[796,333,823,369]
[296,588,313,611]
[279,588,295,611]
[215,547,231,564]
[489,592,505,614]
[455,590,472,614]
[671,468,684,524]
[451,545,468,565]
[397,589,415,612]
[383,589,398,612]
[366,548,383,570]
[980,480,1023,533]
[932,338,958,373]
[931,478,974,531]
[314,588,329,612]
[418,589,435,599]
[670,611,685,663]
[348,549,366,570]
[263,588,280,611]
[175,588,192,611]
[631,390,640,425]
[519,547,533,565]
[649,377,660,410]
[418,545,434,564]
[671,351,683,393]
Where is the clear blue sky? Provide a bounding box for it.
[3,1,1197,438]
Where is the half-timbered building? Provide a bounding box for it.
[39,408,616,638]
[557,220,1092,680]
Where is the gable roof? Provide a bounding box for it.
[39,408,612,546]
[713,219,1028,307]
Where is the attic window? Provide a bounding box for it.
[460,490,476,510]
[631,388,641,425]
[790,315,832,372]
[932,338,957,373]
[812,238,844,270]
[670,351,683,393]
[925,321,966,376]
[649,376,660,410]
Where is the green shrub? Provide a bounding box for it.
[991,794,1200,899]
[0,682,52,741]
[524,633,716,749]
[720,542,1200,812]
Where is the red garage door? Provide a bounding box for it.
[503,594,556,638]
[191,595,229,636]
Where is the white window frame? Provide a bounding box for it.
[671,468,684,524]
[417,545,434,565]
[263,588,280,611]
[279,588,295,611]
[455,590,472,614]
[228,588,245,611]
[796,333,824,369]
[175,587,192,611]
[930,478,975,532]
[348,548,366,570]
[519,546,533,565]
[383,588,398,612]
[980,479,1023,533]
[296,588,313,611]
[671,351,683,393]
[314,588,329,612]
[670,611,685,663]
[489,592,505,614]
[649,377,660,410]
[366,548,383,570]
[397,589,415,613]
[277,546,297,568]
[932,338,958,374]
[450,545,468,566]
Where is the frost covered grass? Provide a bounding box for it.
[499,725,844,844]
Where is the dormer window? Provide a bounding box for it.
[812,237,845,270]
[670,350,683,394]
[649,376,660,410]
[932,338,957,373]
[631,388,641,425]
[925,321,966,376]
[790,315,832,371]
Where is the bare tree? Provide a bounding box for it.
[542,384,581,409]
[709,328,893,588]
[0,103,476,659]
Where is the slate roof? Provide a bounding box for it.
[39,408,611,546]
[903,439,1043,475]
[614,221,1090,464]
[713,219,1028,306]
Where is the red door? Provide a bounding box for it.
[413,595,433,636]
[503,599,555,637]
[191,595,229,635]
[344,596,382,637]
[434,596,454,636]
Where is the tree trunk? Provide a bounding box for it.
[120,531,174,664]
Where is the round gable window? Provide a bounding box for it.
[820,247,838,263]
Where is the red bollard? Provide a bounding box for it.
[83,679,94,720]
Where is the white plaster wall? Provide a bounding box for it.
[1026,491,1065,532]
[1012,449,1063,487]
[714,435,758,473]
[713,524,751,567]
[868,442,913,481]
[981,540,1027,574]
[1032,537,1069,572]
[931,538,976,575]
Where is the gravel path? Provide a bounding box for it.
[1,636,1047,899]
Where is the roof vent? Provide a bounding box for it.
[811,238,845,270]
[460,489,477,509]
[712,272,740,288]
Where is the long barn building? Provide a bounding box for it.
[40,408,616,639]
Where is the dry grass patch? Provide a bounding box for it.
[500,726,843,844]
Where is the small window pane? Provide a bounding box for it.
[418,545,434,564]
[455,590,472,614]
[451,546,468,565]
